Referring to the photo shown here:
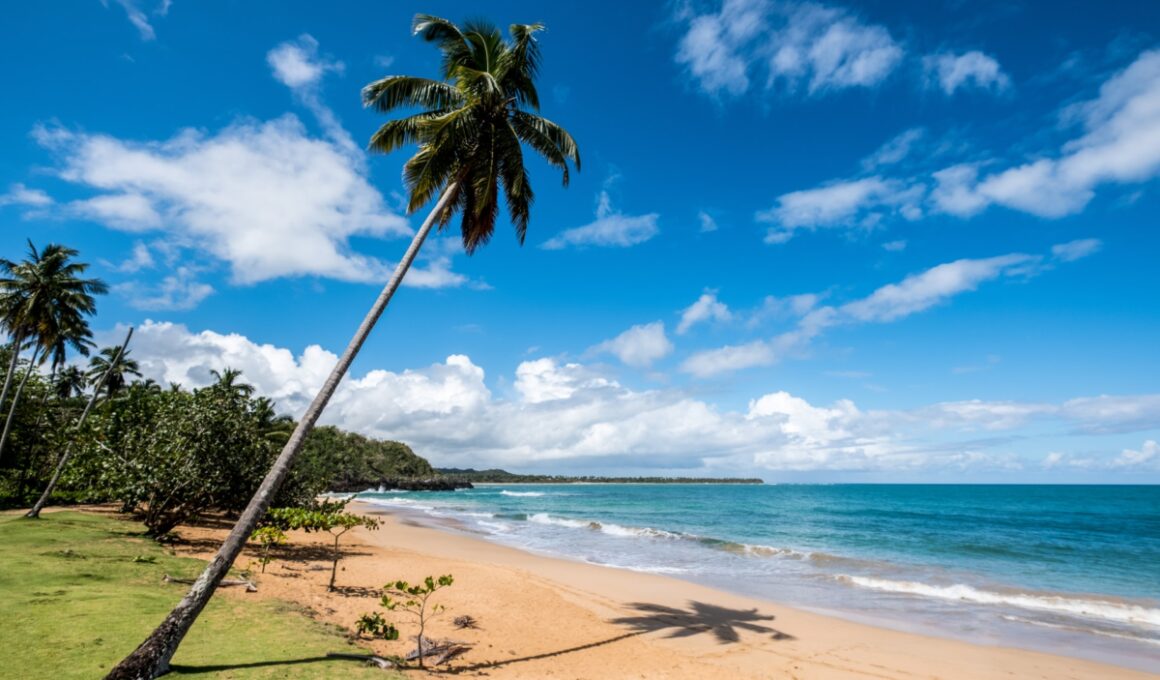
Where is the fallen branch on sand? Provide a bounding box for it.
[325,652,396,669]
[405,636,472,666]
[162,573,257,592]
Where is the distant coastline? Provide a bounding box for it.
[435,468,764,485]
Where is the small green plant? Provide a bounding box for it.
[250,525,286,573]
[355,611,399,640]
[265,499,382,590]
[382,574,454,668]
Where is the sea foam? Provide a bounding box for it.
[839,576,1160,627]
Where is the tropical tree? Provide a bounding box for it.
[210,367,255,401]
[0,242,105,462]
[54,365,88,400]
[87,345,142,399]
[105,14,579,679]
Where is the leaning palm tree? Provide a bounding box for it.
[106,14,579,679]
[0,241,105,463]
[86,345,142,399]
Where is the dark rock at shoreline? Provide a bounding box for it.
[329,477,473,493]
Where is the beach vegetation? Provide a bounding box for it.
[106,12,579,677]
[265,501,383,591]
[380,574,455,668]
[354,612,400,641]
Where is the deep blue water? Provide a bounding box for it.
[357,484,1160,671]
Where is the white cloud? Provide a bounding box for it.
[112,320,1160,476]
[677,291,733,334]
[541,190,659,250]
[116,241,155,273]
[31,116,419,284]
[267,35,357,156]
[680,339,777,377]
[683,250,1053,377]
[861,127,925,170]
[115,267,214,311]
[675,0,903,98]
[589,322,674,368]
[923,51,1011,95]
[1060,394,1160,434]
[757,176,923,243]
[698,210,719,232]
[109,0,168,41]
[1112,440,1159,469]
[267,34,343,89]
[882,239,907,251]
[1051,238,1102,262]
[0,183,54,208]
[775,48,1160,230]
[839,254,1035,322]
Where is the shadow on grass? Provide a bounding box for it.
[611,600,795,644]
[169,656,334,674]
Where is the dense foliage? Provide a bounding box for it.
[0,344,436,534]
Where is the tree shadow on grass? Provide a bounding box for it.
[168,656,334,674]
[610,601,795,644]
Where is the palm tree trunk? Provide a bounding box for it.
[27,327,134,519]
[17,367,56,501]
[105,184,458,680]
[0,345,41,462]
[0,332,26,435]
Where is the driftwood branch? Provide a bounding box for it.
[405,636,473,666]
[325,652,395,669]
[162,573,257,592]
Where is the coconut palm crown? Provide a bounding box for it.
[362,14,580,253]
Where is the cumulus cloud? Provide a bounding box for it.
[923,51,1011,95]
[589,322,674,368]
[31,117,418,284]
[110,320,1160,476]
[756,176,923,243]
[541,190,659,250]
[677,291,733,334]
[675,0,903,98]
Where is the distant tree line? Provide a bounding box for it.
[435,468,764,484]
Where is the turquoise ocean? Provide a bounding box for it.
[356,484,1160,672]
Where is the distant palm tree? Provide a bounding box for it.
[0,241,105,462]
[107,14,579,679]
[209,367,254,400]
[54,365,88,400]
[0,313,95,457]
[87,346,142,399]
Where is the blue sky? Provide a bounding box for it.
[3,0,1159,481]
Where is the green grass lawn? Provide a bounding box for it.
[0,510,398,679]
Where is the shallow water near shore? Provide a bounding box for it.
[355,483,1160,672]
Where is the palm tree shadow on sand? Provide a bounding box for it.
[611,601,795,644]
[432,600,793,675]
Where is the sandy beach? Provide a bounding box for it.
[165,502,1156,680]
